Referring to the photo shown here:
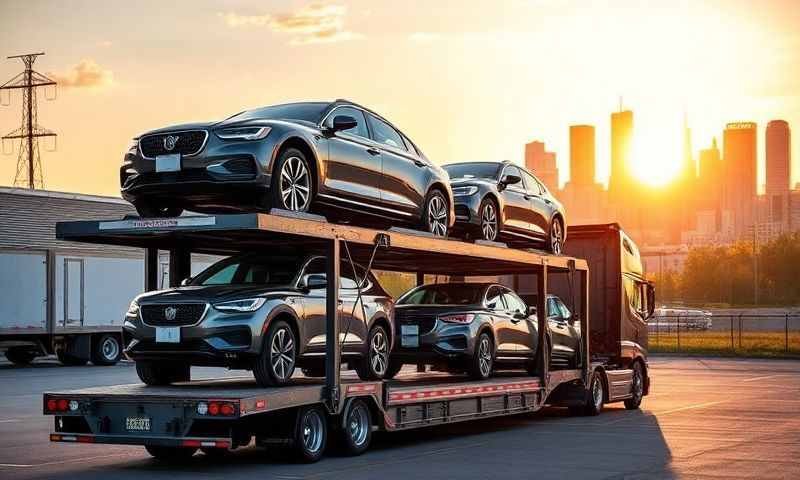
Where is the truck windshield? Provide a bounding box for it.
[443,162,502,180]
[397,284,485,305]
[191,253,303,287]
[226,102,330,123]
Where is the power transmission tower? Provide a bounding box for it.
[1,52,57,189]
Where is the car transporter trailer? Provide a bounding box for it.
[43,211,647,462]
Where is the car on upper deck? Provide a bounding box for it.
[120,100,454,237]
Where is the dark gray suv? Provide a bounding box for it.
[122,251,395,387]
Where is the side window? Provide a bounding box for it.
[547,297,560,318]
[298,257,326,288]
[502,290,527,314]
[624,277,644,316]
[502,165,526,190]
[401,134,419,156]
[485,286,506,311]
[325,107,369,139]
[524,171,543,195]
[367,114,407,151]
[556,298,572,319]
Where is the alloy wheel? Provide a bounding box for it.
[550,219,564,254]
[270,327,295,381]
[279,156,311,211]
[427,194,448,237]
[478,336,492,377]
[592,375,603,411]
[481,202,498,241]
[370,329,388,376]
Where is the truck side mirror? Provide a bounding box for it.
[646,284,656,319]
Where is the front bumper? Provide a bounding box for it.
[392,321,476,362]
[451,193,483,231]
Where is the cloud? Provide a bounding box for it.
[408,32,440,42]
[219,3,362,45]
[48,59,114,88]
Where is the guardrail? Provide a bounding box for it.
[649,314,800,356]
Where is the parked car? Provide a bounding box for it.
[120,99,454,237]
[123,251,395,387]
[443,161,566,253]
[391,283,580,379]
[649,307,712,331]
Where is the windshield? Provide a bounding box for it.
[397,284,486,305]
[443,162,502,180]
[191,253,304,287]
[227,102,330,123]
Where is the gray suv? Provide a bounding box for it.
[122,251,395,387]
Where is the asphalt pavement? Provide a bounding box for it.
[1,356,799,479]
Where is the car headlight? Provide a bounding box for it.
[213,298,267,313]
[215,126,271,141]
[452,186,478,196]
[126,300,139,316]
[127,138,139,155]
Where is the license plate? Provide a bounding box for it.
[401,324,419,347]
[155,153,181,172]
[125,416,151,432]
[155,327,180,343]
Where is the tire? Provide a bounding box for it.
[467,332,493,380]
[272,148,313,213]
[91,334,121,366]
[548,216,565,254]
[145,445,197,461]
[293,405,327,463]
[57,351,88,366]
[624,361,645,410]
[355,325,390,381]
[5,347,36,365]
[135,361,190,386]
[253,320,296,387]
[421,189,449,237]
[134,201,183,218]
[584,370,605,416]
[339,399,372,456]
[478,197,500,242]
[384,359,404,379]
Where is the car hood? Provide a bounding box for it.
[449,178,497,188]
[138,122,219,137]
[136,284,299,304]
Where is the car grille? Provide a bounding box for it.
[140,303,207,327]
[395,312,438,335]
[139,130,207,158]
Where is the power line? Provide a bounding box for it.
[1,52,57,189]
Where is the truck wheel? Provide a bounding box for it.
[339,399,372,456]
[467,333,493,380]
[254,320,296,387]
[293,405,327,463]
[91,334,122,366]
[356,325,390,381]
[5,347,36,365]
[145,445,197,461]
[584,371,605,416]
[136,361,190,385]
[57,351,87,366]
[624,362,644,410]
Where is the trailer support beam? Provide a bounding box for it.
[537,263,548,387]
[168,249,191,288]
[145,248,158,292]
[324,237,341,413]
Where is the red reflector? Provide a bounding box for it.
[255,399,266,410]
[57,399,69,411]
[50,434,61,441]
[182,440,202,447]
[220,403,235,416]
[216,441,230,448]
[77,435,94,443]
[208,402,220,416]
[47,399,58,411]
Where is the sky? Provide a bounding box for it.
[0,0,798,196]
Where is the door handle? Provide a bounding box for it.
[366,147,380,156]
[413,159,426,167]
[523,194,532,200]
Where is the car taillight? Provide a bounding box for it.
[47,399,58,411]
[57,399,69,411]
[201,401,237,416]
[439,313,476,324]
[46,398,79,413]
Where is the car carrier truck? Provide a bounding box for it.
[42,212,652,462]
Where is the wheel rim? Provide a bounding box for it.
[427,194,448,237]
[632,367,643,399]
[270,327,295,381]
[370,329,388,376]
[478,336,492,377]
[101,337,119,361]
[550,219,563,254]
[592,376,603,410]
[348,403,370,447]
[481,202,497,241]
[279,156,311,211]
[301,409,324,454]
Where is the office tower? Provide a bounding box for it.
[766,120,791,226]
[569,125,595,186]
[609,110,633,198]
[723,122,757,237]
[524,141,559,192]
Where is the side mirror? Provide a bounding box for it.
[306,274,327,290]
[331,115,358,132]
[646,284,656,319]
[180,277,192,286]
[528,305,537,316]
[498,174,521,191]
[513,310,527,320]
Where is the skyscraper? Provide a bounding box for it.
[765,120,791,226]
[723,122,757,237]
[569,125,595,186]
[609,110,633,197]
[698,137,722,224]
[524,141,559,192]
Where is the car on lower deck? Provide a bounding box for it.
[120,99,454,237]
[443,161,566,253]
[123,250,396,387]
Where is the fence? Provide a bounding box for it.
[649,314,800,356]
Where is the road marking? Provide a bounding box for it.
[657,400,727,415]
[742,374,783,382]
[0,453,132,468]
[0,419,21,423]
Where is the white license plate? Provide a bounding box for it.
[155,153,181,172]
[125,416,151,432]
[155,327,180,343]
[401,324,419,347]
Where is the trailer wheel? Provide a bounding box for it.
[145,445,197,461]
[91,334,121,366]
[136,361,190,385]
[624,361,644,410]
[254,320,296,387]
[293,405,328,463]
[467,333,494,380]
[339,398,372,456]
[5,347,36,365]
[57,351,87,366]
[356,325,390,380]
[584,370,605,416]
